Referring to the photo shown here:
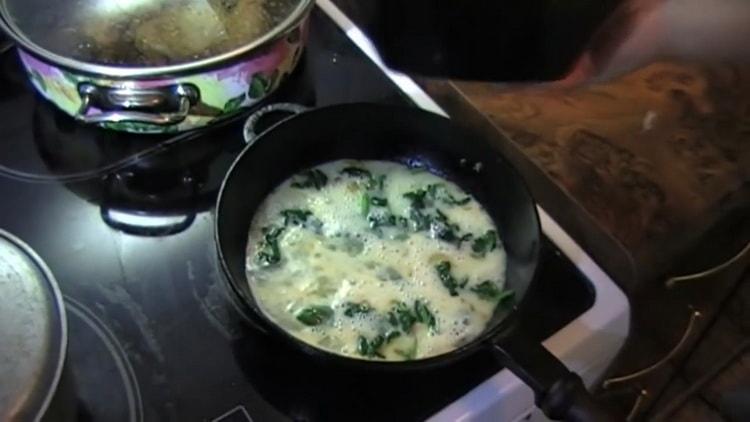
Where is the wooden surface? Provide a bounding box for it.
[648,272,750,421]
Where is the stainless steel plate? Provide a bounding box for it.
[0,229,66,422]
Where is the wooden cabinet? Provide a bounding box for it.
[597,242,750,420]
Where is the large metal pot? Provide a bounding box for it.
[0,0,313,133]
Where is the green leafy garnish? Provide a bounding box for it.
[389,302,418,333]
[457,233,474,249]
[368,213,408,230]
[435,261,468,296]
[357,334,385,358]
[385,330,401,342]
[403,189,428,209]
[291,169,328,190]
[427,183,471,206]
[431,209,461,243]
[414,300,437,330]
[408,208,431,231]
[472,230,498,257]
[471,281,515,303]
[340,166,372,180]
[343,302,372,317]
[295,305,334,326]
[281,209,312,226]
[360,193,371,217]
[255,225,285,267]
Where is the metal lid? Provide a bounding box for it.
[0,0,307,71]
[0,229,66,421]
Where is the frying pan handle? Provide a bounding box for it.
[492,335,622,422]
[243,103,308,145]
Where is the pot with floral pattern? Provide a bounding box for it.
[0,0,313,133]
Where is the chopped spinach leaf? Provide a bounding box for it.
[472,230,498,257]
[360,193,371,217]
[340,166,372,180]
[427,183,471,206]
[280,209,312,226]
[435,261,468,296]
[431,209,461,243]
[385,329,401,343]
[295,305,334,326]
[408,208,431,231]
[291,169,328,190]
[471,281,515,303]
[357,334,385,358]
[457,233,474,249]
[343,302,372,317]
[414,300,437,330]
[255,225,285,267]
[403,189,429,209]
[368,212,407,230]
[389,302,418,333]
[368,213,395,229]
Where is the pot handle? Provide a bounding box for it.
[243,102,308,145]
[76,83,199,126]
[492,334,622,422]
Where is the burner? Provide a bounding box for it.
[63,297,143,422]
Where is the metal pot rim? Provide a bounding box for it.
[0,0,313,78]
[0,228,68,421]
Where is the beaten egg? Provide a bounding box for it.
[245,160,511,360]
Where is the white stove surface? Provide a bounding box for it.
[317,2,631,420]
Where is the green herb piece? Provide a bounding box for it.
[431,209,461,243]
[403,189,429,209]
[370,196,388,207]
[414,300,437,330]
[368,212,408,230]
[471,281,515,303]
[291,169,328,190]
[385,329,401,343]
[408,208,431,231]
[280,209,313,226]
[457,233,474,249]
[427,183,471,206]
[357,334,385,358]
[435,261,468,296]
[360,192,371,217]
[472,230,498,257]
[340,166,372,180]
[255,225,285,267]
[343,302,372,317]
[389,302,417,332]
[295,305,334,326]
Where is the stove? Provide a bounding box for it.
[0,2,629,421]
